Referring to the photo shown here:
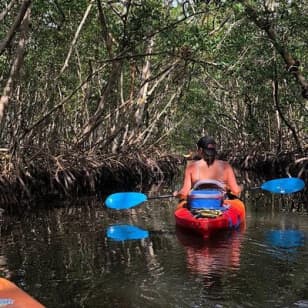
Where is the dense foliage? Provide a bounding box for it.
[0,0,307,172]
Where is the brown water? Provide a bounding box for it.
[0,187,307,307]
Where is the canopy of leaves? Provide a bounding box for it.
[0,0,306,168]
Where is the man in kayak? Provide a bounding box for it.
[174,136,242,200]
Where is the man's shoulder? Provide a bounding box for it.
[187,159,200,168]
[217,160,231,168]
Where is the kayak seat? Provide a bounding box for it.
[188,180,225,210]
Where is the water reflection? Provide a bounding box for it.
[265,229,305,261]
[0,255,11,279]
[176,225,245,278]
[266,230,305,249]
[0,178,307,307]
[106,224,149,241]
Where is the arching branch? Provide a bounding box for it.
[240,1,308,99]
[0,0,31,55]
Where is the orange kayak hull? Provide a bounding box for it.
[0,278,44,308]
[174,199,246,239]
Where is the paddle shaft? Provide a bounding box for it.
[105,177,304,210]
[148,194,174,200]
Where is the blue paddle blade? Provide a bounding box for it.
[105,192,148,209]
[106,224,149,241]
[261,177,305,194]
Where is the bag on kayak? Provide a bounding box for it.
[191,208,224,218]
[188,180,225,210]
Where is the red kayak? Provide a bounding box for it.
[0,278,44,307]
[174,199,246,239]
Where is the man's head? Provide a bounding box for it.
[197,136,216,155]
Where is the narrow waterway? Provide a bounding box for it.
[0,179,307,307]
